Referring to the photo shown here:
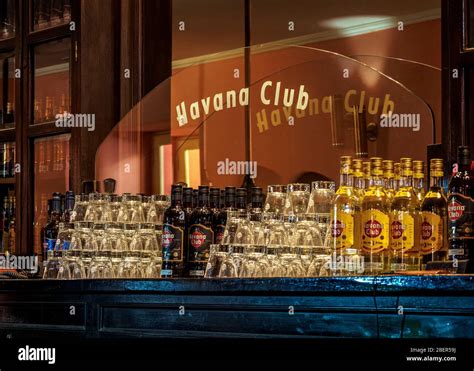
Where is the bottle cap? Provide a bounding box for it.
[430,158,444,177]
[340,156,352,175]
[382,160,394,177]
[400,158,413,177]
[369,157,383,176]
[363,161,371,178]
[458,146,471,166]
[413,160,424,179]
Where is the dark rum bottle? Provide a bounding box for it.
[447,146,474,272]
[249,187,264,222]
[420,158,447,266]
[188,186,214,277]
[183,187,194,217]
[161,184,187,277]
[236,188,248,218]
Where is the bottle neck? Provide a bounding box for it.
[399,175,413,188]
[198,194,209,207]
[50,211,61,222]
[384,176,394,189]
[430,175,444,189]
[225,199,235,209]
[182,195,193,208]
[413,177,424,189]
[210,197,220,209]
[339,173,353,187]
[370,174,384,187]
[171,195,182,207]
[236,198,247,210]
[353,175,364,189]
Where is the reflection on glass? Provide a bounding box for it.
[95,45,437,194]
[0,0,15,39]
[33,0,71,31]
[470,0,474,47]
[34,38,70,125]
[33,134,70,256]
[0,55,16,129]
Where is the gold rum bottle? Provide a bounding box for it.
[413,160,426,205]
[362,161,371,191]
[360,157,390,274]
[330,156,360,275]
[352,159,365,199]
[394,162,401,192]
[420,158,448,266]
[383,160,396,205]
[389,158,420,271]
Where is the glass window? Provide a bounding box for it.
[33,38,71,125]
[469,0,474,47]
[33,134,70,256]
[32,0,71,31]
[0,55,16,129]
[0,0,15,40]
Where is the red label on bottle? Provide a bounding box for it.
[421,220,433,240]
[332,220,344,238]
[390,221,404,239]
[448,201,465,221]
[365,220,382,238]
[190,229,207,249]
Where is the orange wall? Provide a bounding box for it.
[96,20,441,193]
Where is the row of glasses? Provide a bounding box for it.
[205,212,338,278]
[205,244,337,278]
[43,221,163,279]
[71,193,170,224]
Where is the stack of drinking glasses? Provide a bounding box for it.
[43,193,170,279]
[205,181,336,278]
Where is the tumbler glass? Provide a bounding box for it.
[70,194,88,222]
[284,183,310,216]
[263,185,287,219]
[307,181,335,237]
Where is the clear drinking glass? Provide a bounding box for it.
[70,194,88,222]
[65,222,87,279]
[55,222,74,279]
[239,245,268,278]
[84,193,99,222]
[118,223,142,278]
[307,181,335,237]
[89,223,114,279]
[217,245,239,278]
[108,194,122,222]
[147,195,170,224]
[139,223,161,278]
[285,183,310,216]
[103,222,127,277]
[264,185,287,219]
[205,244,227,278]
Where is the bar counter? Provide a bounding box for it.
[0,276,473,339]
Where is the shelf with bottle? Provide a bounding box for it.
[32,0,72,32]
[0,0,15,41]
[33,93,71,126]
[38,147,474,280]
[0,190,15,256]
[0,141,15,182]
